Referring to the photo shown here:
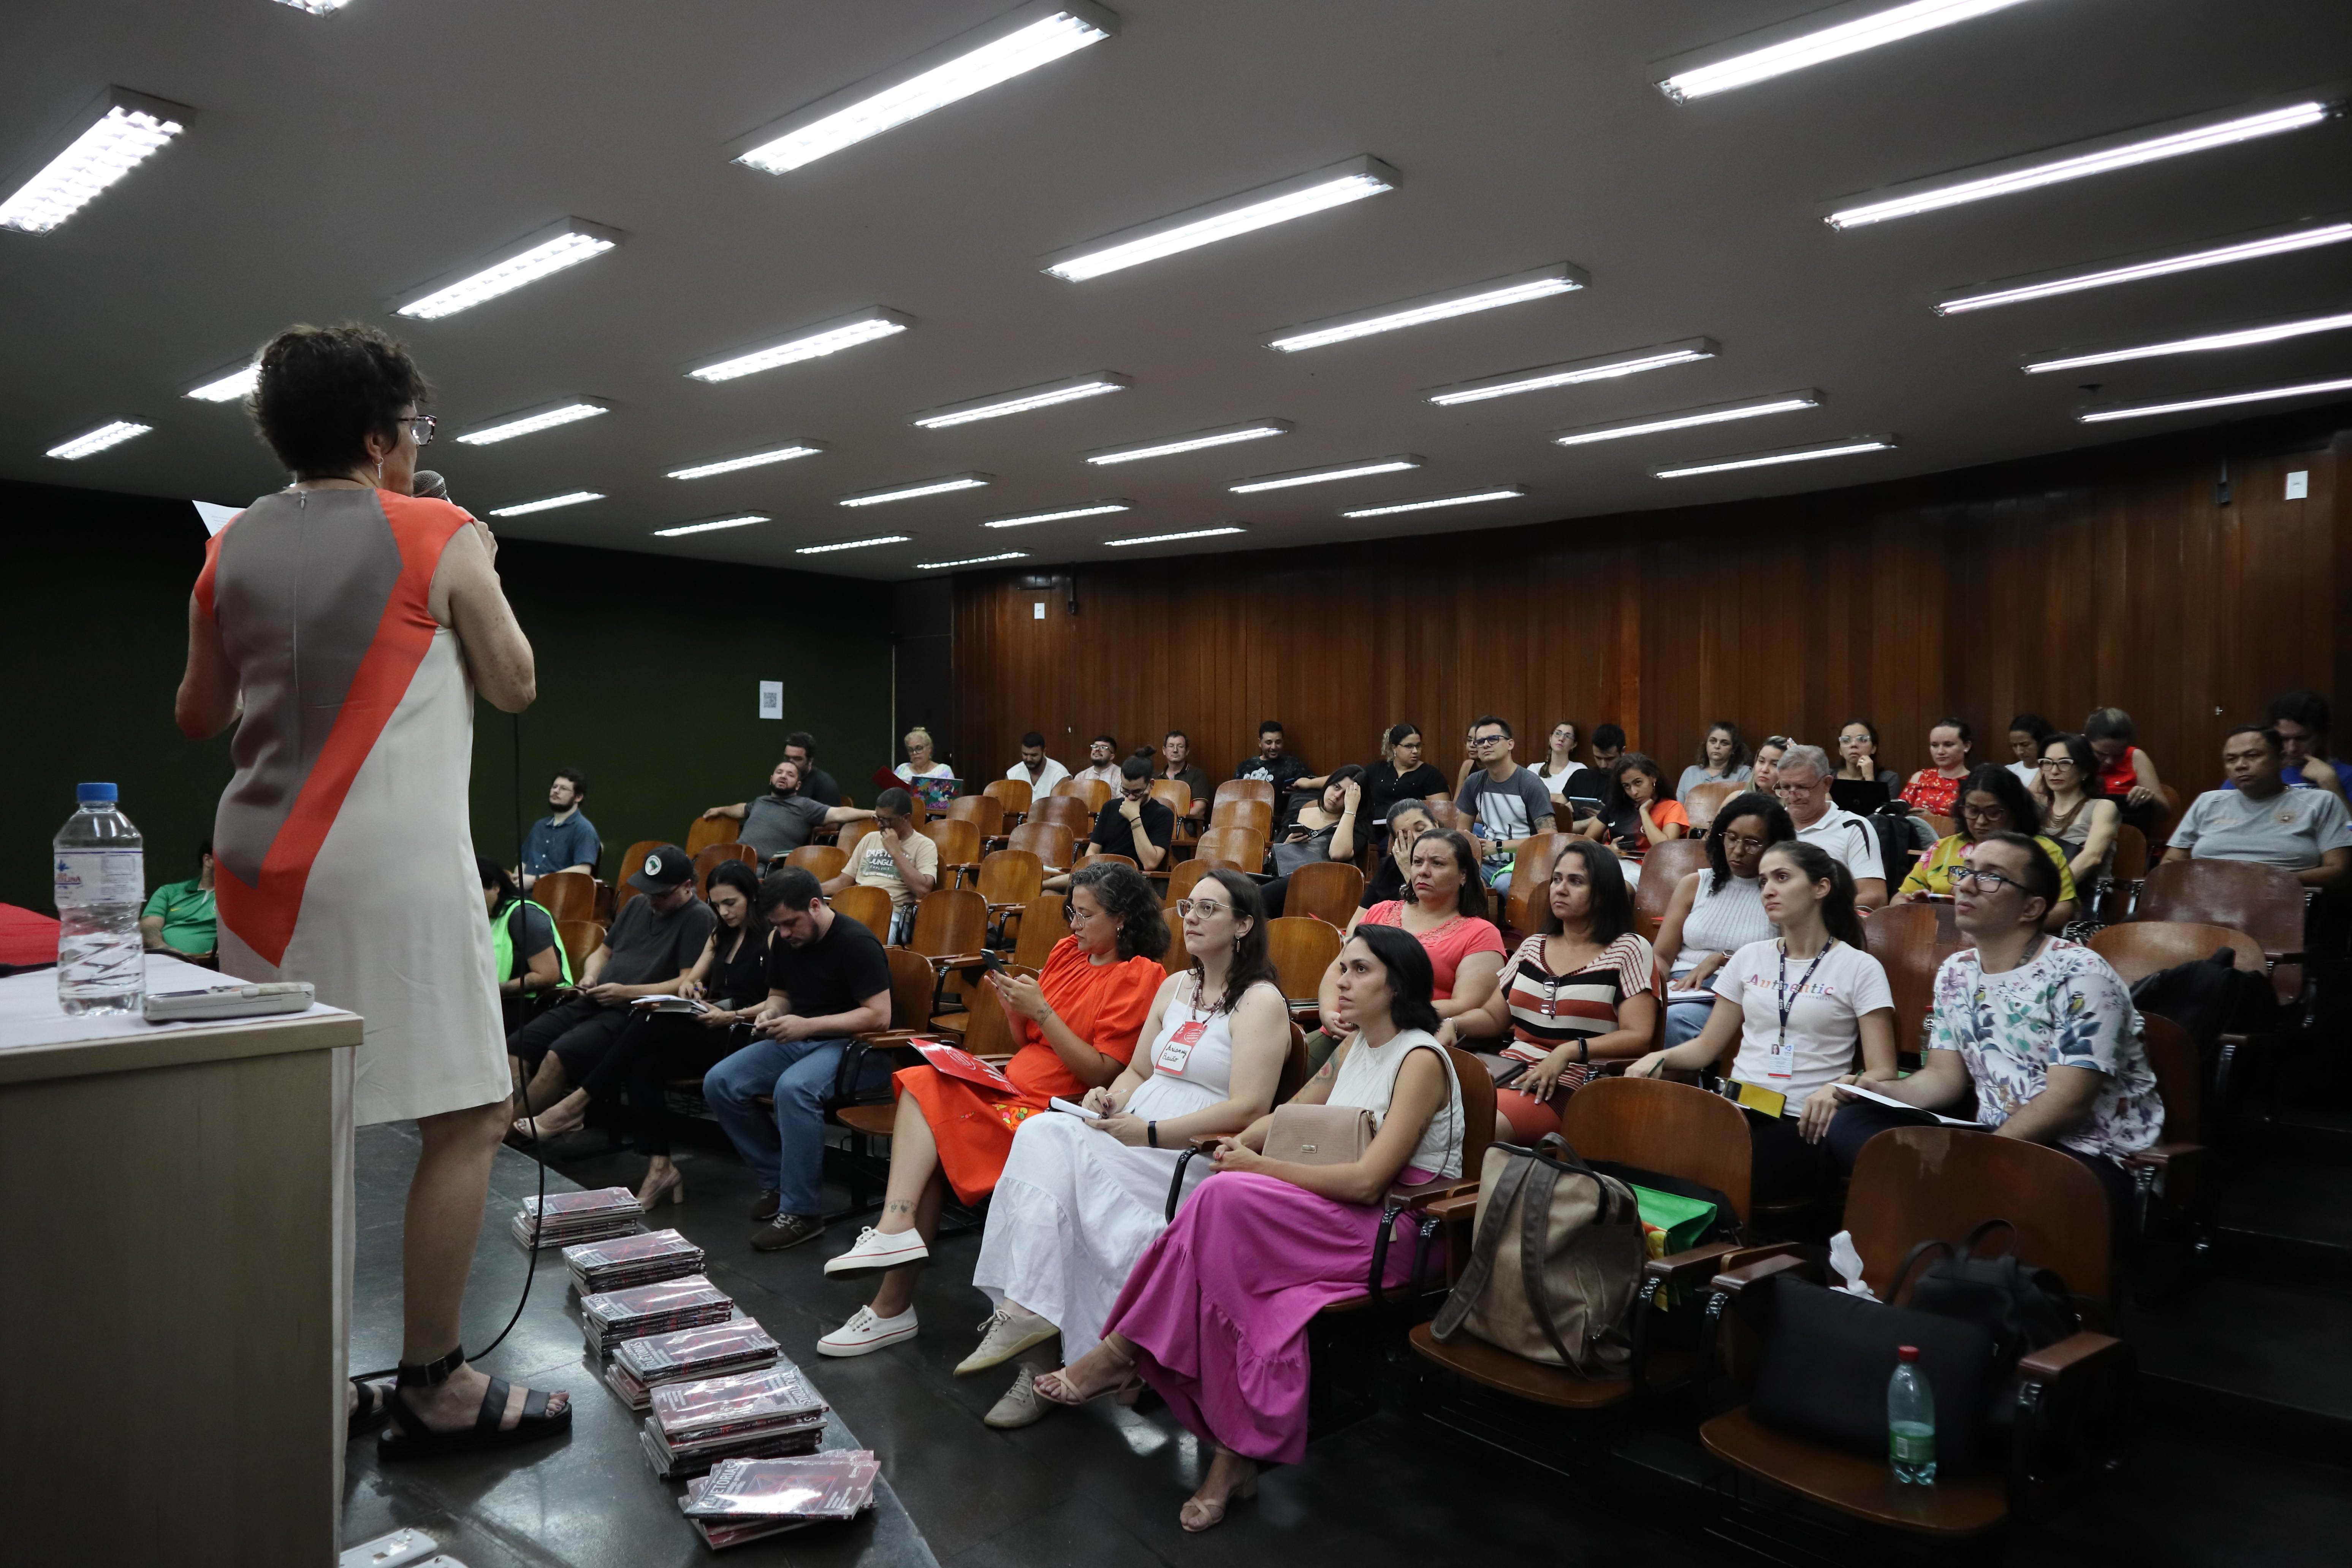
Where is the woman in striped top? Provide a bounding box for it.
[1457,839,1657,1141]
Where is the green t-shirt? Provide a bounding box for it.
[142,877,218,955]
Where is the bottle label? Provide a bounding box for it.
[54,849,144,909]
[1890,1430,1935,1465]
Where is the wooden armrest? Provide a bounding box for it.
[2124,1139,2206,1170]
[2017,1330,2124,1381]
[1389,1176,1479,1209]
[1709,1252,1818,1297]
[1424,1191,1481,1226]
[923,952,993,971]
[854,1030,921,1047]
[1642,1240,1745,1286]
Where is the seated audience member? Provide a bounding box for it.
[816,864,1166,1354]
[1899,717,1974,819]
[963,871,1288,1428]
[703,758,875,863]
[1536,720,1600,806]
[141,839,218,958]
[508,846,714,1120]
[1261,766,1364,915]
[2084,706,2165,829]
[1676,721,1755,802]
[1835,717,1902,795]
[480,857,563,1028]
[1460,839,1657,1140]
[2166,725,2352,892]
[1009,731,1071,796]
[1652,794,1796,1046]
[2007,712,2056,788]
[1589,723,1627,776]
[1035,925,1466,1532]
[1896,764,2079,931]
[702,868,894,1250]
[1628,843,1897,1202]
[2243,689,2351,799]
[1578,752,1689,855]
[1815,832,2162,1218]
[1235,719,1312,803]
[519,769,599,891]
[2033,732,2121,889]
[1342,723,1450,843]
[1050,759,1175,889]
[823,788,938,941]
[895,727,957,788]
[1771,744,1888,908]
[517,861,769,1207]
[1156,730,1213,827]
[1361,799,1434,908]
[1315,829,1505,1070]
[1074,734,1123,792]
[783,731,843,807]
[1750,735,1791,795]
[1457,716,1555,889]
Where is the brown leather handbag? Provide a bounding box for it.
[1262,1102,1378,1166]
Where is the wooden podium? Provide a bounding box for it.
[0,953,359,1566]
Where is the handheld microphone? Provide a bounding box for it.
[410,469,450,502]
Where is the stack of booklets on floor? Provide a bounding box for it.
[563,1227,706,1294]
[640,1363,829,1479]
[511,1186,642,1250]
[606,1318,783,1411]
[677,1450,882,1549]
[580,1275,736,1362]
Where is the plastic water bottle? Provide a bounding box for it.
[1888,1344,1937,1484]
[53,783,146,1016]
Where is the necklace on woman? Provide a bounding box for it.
[2046,795,2085,836]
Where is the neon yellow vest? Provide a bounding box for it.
[491,899,570,993]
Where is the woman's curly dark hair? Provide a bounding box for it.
[250,322,431,477]
[1069,861,1170,961]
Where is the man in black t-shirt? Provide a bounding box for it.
[1234,719,1312,803]
[703,867,893,1253]
[1048,757,1174,889]
[508,844,715,1120]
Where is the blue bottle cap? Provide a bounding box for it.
[76,782,118,803]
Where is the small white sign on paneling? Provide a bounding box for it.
[1033,601,1046,619]
[2285,470,2309,500]
[758,679,783,719]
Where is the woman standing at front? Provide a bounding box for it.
[963,870,1289,1429]
[1036,926,1464,1532]
[174,325,565,1452]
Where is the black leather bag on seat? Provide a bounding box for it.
[1745,1274,1999,1472]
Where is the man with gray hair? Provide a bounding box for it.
[1771,743,1888,908]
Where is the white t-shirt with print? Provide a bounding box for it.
[1796,807,1883,889]
[1712,937,1895,1110]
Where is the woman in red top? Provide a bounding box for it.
[818,863,1167,1354]
[2085,706,2165,824]
[1330,828,1507,1044]
[1899,716,1973,819]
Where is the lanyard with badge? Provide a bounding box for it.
[1156,994,1215,1075]
[1768,939,1835,1081]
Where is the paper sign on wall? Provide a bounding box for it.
[758,680,783,720]
[2285,470,2309,500]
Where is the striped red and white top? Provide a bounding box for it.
[1498,931,1655,1066]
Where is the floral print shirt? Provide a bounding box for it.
[1927,938,2163,1164]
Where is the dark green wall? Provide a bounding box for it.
[1,479,893,911]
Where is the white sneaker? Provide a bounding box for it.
[983,1362,1049,1429]
[817,1306,919,1358]
[956,1305,1060,1376]
[822,1225,931,1278]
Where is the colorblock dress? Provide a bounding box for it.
[197,488,508,1125]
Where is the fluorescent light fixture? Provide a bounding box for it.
[735,1,1118,174]
[839,473,992,507]
[1085,420,1292,466]
[687,306,913,383]
[797,535,913,554]
[2026,309,2352,374]
[654,515,768,538]
[394,218,621,320]
[1425,338,1720,406]
[0,88,190,234]
[982,500,1132,528]
[1826,100,2331,229]
[667,442,827,479]
[274,1,353,12]
[2079,375,2352,424]
[455,399,610,446]
[916,550,1029,569]
[488,491,604,518]
[1937,220,2352,314]
[1655,436,1896,480]
[1554,391,1822,447]
[1340,488,1524,519]
[1657,0,2035,103]
[1230,455,1424,494]
[1262,264,1585,353]
[1105,526,1248,547]
[45,421,151,460]
[1043,156,1399,282]
[909,372,1131,428]
[184,361,259,403]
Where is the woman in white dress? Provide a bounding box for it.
[962,868,1290,1429]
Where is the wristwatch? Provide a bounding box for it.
[1147,1121,1160,1148]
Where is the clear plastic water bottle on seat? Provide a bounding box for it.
[53,782,146,1016]
[1888,1343,1936,1484]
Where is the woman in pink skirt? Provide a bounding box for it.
[1034,923,1466,1532]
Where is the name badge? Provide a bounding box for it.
[1157,1018,1207,1074]
[1766,1033,1797,1079]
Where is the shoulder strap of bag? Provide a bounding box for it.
[1519,1156,1579,1368]
[1887,1236,1956,1305]
[1959,1217,2019,1260]
[1431,1148,1533,1340]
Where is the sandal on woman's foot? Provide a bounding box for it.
[1032,1342,1137,1408]
[347,1378,391,1440]
[1180,1453,1259,1533]
[378,1345,572,1460]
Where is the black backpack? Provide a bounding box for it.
[1862,809,1916,893]
[1889,1219,2078,1426]
[2129,946,2281,1074]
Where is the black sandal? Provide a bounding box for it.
[378,1344,572,1460]
[347,1378,391,1440]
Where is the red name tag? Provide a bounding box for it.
[1156,1018,1207,1075]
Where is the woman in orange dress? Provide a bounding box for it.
[815,862,1169,1357]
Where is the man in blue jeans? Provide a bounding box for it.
[703,867,893,1251]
